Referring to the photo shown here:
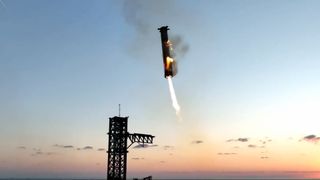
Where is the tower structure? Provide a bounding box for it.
[107,116,154,180]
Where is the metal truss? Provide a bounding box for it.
[127,133,155,148]
[107,116,155,180]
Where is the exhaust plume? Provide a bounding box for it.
[167,76,182,121]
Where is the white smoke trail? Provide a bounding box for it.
[167,76,182,121]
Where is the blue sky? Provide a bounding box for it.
[1,0,320,178]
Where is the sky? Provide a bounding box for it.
[1,0,320,179]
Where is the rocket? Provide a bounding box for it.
[158,26,177,78]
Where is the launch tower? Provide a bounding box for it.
[107,116,155,180]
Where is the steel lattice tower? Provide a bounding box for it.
[107,116,154,180]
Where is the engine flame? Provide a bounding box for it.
[167,76,182,121]
[166,56,174,70]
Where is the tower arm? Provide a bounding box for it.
[127,133,155,149]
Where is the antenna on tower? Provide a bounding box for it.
[118,104,121,117]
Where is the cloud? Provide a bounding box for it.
[238,138,249,142]
[133,144,158,149]
[217,152,237,156]
[248,144,257,148]
[160,161,166,163]
[32,148,41,152]
[163,145,174,150]
[302,134,320,143]
[247,144,264,148]
[31,148,56,157]
[53,144,74,149]
[132,157,144,160]
[82,146,93,150]
[76,146,94,151]
[259,137,272,145]
[261,156,269,159]
[17,146,26,150]
[227,138,249,142]
[97,148,106,151]
[191,140,203,144]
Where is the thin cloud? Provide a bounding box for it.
[261,156,269,159]
[248,144,257,148]
[31,149,56,157]
[259,137,272,145]
[217,152,237,156]
[97,148,106,151]
[302,134,320,143]
[163,145,174,150]
[132,157,144,160]
[238,138,248,142]
[82,146,93,150]
[53,144,74,149]
[32,148,41,152]
[76,146,94,150]
[191,140,203,144]
[227,138,249,142]
[133,144,158,149]
[17,146,26,150]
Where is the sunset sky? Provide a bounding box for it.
[1,0,320,179]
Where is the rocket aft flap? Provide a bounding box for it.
[158,26,177,78]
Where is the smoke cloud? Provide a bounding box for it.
[122,0,189,59]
